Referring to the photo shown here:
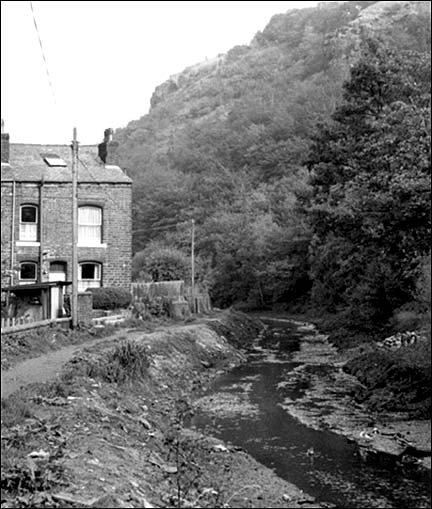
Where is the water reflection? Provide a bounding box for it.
[192,319,431,509]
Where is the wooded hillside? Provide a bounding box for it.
[111,0,430,336]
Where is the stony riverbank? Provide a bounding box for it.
[1,311,329,509]
[276,320,431,471]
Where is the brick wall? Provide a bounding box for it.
[1,184,13,287]
[1,180,132,289]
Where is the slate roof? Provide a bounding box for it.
[1,144,131,184]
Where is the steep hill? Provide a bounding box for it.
[113,0,430,180]
[110,0,430,310]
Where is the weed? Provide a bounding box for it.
[1,395,34,427]
[44,380,73,398]
[344,343,431,417]
[1,455,65,503]
[163,397,205,508]
[87,340,150,384]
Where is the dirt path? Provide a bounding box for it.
[0,330,144,399]
[2,311,328,509]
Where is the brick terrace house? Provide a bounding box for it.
[1,126,132,296]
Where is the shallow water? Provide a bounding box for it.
[192,318,431,508]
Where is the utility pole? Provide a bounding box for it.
[71,128,78,328]
[191,219,195,314]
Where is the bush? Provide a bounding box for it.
[390,307,422,333]
[416,253,431,335]
[87,340,150,384]
[88,287,132,310]
[343,342,431,418]
[132,243,190,282]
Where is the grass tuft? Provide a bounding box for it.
[86,340,150,384]
[1,395,34,427]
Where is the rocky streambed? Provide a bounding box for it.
[192,317,431,509]
[0,311,329,509]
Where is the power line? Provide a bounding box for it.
[77,156,190,235]
[29,1,57,105]
[132,222,184,234]
[77,156,131,217]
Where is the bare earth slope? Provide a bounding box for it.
[1,312,329,509]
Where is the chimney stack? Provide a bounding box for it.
[1,119,10,163]
[98,127,118,164]
[104,128,113,143]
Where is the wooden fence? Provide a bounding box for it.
[1,317,71,334]
[1,316,33,329]
[131,280,212,316]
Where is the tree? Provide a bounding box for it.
[306,39,431,329]
[132,243,191,282]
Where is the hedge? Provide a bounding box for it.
[87,287,132,310]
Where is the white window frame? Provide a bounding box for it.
[19,261,38,285]
[78,206,103,246]
[19,204,38,241]
[49,262,67,282]
[78,262,101,292]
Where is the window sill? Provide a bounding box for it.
[77,243,107,248]
[16,241,40,247]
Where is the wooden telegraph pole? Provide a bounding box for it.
[191,219,195,314]
[71,128,78,328]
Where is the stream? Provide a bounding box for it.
[192,318,431,508]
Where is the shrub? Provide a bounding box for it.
[416,253,431,335]
[87,340,150,384]
[88,287,132,310]
[343,342,431,418]
[132,244,190,282]
[390,308,422,333]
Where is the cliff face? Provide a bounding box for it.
[113,1,430,180]
[148,1,430,110]
[109,0,430,266]
[150,54,226,109]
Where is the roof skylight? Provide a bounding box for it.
[42,154,67,167]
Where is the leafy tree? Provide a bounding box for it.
[306,39,431,329]
[132,241,211,290]
[110,2,429,311]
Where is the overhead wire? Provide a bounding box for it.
[77,156,189,235]
[27,3,179,241]
[29,1,57,105]
[76,155,132,220]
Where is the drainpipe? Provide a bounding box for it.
[39,177,45,282]
[10,180,16,286]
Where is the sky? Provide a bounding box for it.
[1,1,325,144]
